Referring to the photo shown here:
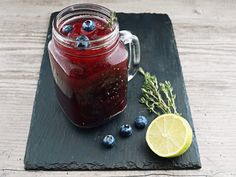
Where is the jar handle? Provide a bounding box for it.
[120,30,140,81]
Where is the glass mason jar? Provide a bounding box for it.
[48,4,140,128]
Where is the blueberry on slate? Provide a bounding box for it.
[82,20,96,32]
[75,35,90,49]
[119,124,133,137]
[62,25,73,33]
[102,135,115,148]
[135,115,148,129]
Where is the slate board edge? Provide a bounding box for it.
[164,14,202,169]
[24,12,55,169]
[24,12,201,170]
[24,163,201,171]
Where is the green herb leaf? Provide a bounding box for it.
[108,11,117,28]
[139,67,180,116]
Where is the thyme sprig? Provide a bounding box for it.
[107,11,117,28]
[139,68,179,116]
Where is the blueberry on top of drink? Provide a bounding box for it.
[60,18,113,41]
[82,20,96,32]
[61,24,73,34]
[75,35,90,49]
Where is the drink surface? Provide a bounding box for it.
[48,16,128,128]
[60,17,112,40]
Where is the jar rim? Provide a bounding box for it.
[52,3,119,50]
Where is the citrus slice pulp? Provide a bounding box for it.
[146,114,193,158]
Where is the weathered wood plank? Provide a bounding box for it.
[0,0,236,176]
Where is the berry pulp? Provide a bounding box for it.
[48,17,128,128]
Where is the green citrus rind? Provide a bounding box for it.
[146,113,193,158]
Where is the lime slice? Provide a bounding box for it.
[146,114,193,158]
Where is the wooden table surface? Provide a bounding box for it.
[0,0,236,176]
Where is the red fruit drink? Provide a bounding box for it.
[48,4,140,128]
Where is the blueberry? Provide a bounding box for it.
[62,25,73,33]
[75,35,90,49]
[102,135,115,148]
[135,115,148,129]
[119,124,132,137]
[82,20,96,32]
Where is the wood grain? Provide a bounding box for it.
[0,0,236,176]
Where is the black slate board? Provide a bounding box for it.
[24,12,201,170]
